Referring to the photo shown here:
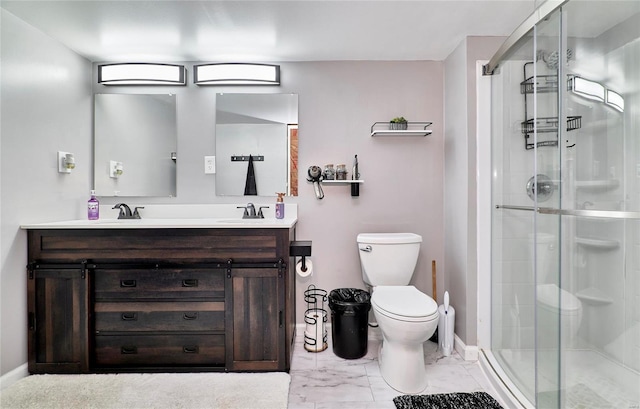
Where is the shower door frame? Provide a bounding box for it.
[479,2,568,407]
[479,1,640,408]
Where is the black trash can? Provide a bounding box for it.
[328,288,371,359]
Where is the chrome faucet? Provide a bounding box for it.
[113,203,144,219]
[246,203,257,217]
[237,203,269,219]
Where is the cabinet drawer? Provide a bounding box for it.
[95,302,224,332]
[94,269,224,300]
[95,334,225,366]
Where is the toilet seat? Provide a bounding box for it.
[537,283,582,313]
[372,286,438,322]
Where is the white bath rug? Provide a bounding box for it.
[0,372,290,409]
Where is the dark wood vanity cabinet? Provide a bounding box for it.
[26,227,296,374]
[27,265,90,373]
[228,266,284,371]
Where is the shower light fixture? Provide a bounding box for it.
[98,63,186,85]
[569,76,605,102]
[193,63,280,85]
[606,89,624,112]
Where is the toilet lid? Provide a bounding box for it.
[357,233,422,244]
[537,284,582,312]
[372,286,438,319]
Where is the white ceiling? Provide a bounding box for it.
[1,0,539,62]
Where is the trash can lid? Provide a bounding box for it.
[372,286,438,319]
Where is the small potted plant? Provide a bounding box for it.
[390,116,408,130]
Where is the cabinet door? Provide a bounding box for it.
[227,267,284,371]
[27,268,89,373]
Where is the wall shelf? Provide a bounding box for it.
[322,180,364,185]
[370,121,432,137]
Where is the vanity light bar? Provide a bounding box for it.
[98,63,186,85]
[194,63,280,85]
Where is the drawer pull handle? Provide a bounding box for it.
[120,280,137,288]
[121,312,138,321]
[183,346,199,354]
[182,279,198,287]
[183,312,199,320]
[121,346,138,354]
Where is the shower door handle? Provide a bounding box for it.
[496,205,640,220]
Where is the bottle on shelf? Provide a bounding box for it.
[323,164,335,180]
[336,164,347,180]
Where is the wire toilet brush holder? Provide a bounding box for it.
[304,285,328,352]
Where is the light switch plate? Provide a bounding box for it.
[204,156,216,174]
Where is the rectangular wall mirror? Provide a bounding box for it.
[94,94,177,197]
[215,93,298,196]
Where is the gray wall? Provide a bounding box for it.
[443,36,505,346]
[0,9,93,376]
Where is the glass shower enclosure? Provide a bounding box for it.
[488,1,640,408]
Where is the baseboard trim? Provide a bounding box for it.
[0,363,28,391]
[454,334,479,361]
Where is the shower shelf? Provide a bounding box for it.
[520,62,582,150]
[575,180,620,190]
[575,237,619,250]
[520,75,558,94]
[575,287,613,306]
[521,116,582,150]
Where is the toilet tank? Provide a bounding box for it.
[357,233,422,286]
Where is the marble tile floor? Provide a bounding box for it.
[288,330,504,409]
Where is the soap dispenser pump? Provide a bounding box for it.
[275,192,285,219]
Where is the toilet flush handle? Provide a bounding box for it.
[359,245,372,252]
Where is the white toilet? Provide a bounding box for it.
[532,233,583,349]
[357,233,439,394]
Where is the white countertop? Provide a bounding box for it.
[20,204,298,229]
[20,217,297,229]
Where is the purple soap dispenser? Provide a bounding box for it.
[88,190,99,220]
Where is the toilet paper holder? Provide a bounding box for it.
[290,240,312,271]
[304,284,328,352]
